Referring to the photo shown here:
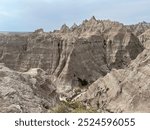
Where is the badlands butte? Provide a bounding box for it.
[0,17,150,112]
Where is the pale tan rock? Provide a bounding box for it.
[126,21,150,36]
[0,19,144,93]
[0,64,59,113]
[0,18,149,112]
[78,48,150,112]
[138,29,150,49]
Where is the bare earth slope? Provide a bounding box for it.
[0,63,59,112]
[78,45,150,112]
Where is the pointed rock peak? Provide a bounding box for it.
[137,21,150,26]
[88,16,98,25]
[61,24,69,30]
[60,24,70,33]
[34,28,44,34]
[139,21,147,24]
[142,21,147,24]
[90,16,96,21]
[82,19,88,24]
[71,23,78,29]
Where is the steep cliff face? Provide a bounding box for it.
[78,48,150,112]
[0,18,144,93]
[52,35,109,92]
[139,29,150,42]
[103,26,144,69]
[0,34,28,70]
[138,29,150,49]
[0,18,150,113]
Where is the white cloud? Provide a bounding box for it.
[0,0,150,31]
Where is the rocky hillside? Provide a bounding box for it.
[0,63,59,112]
[0,17,149,112]
[0,17,144,93]
[126,21,150,36]
[77,45,150,112]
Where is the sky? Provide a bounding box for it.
[0,0,150,32]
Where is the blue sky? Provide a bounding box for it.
[0,0,150,32]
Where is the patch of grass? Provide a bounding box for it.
[50,101,96,113]
[51,102,70,113]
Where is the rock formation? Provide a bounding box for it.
[138,29,150,49]
[0,18,144,93]
[126,21,150,36]
[0,63,59,112]
[77,46,150,112]
[0,17,150,112]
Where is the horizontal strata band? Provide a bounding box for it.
[0,18,149,113]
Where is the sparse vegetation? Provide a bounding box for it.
[49,100,96,113]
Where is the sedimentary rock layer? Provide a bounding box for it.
[0,18,144,92]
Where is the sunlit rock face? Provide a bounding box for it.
[78,48,150,112]
[0,18,144,93]
[0,64,59,112]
